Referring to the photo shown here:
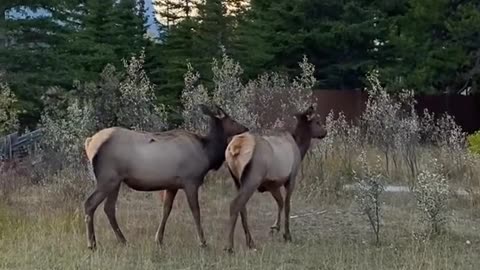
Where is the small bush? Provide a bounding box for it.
[0,75,19,135]
[117,50,168,132]
[467,131,480,155]
[212,48,258,130]
[413,159,450,235]
[181,63,210,134]
[353,151,385,245]
[39,97,96,170]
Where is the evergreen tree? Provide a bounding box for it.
[232,0,388,90]
[194,0,228,85]
[0,0,75,127]
[114,0,148,57]
[229,0,274,79]
[381,0,480,93]
[153,0,202,118]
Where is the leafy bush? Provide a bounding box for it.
[181,63,210,134]
[181,52,315,133]
[39,98,96,170]
[212,49,258,130]
[353,151,385,245]
[117,51,168,132]
[413,159,450,235]
[467,130,480,155]
[0,75,19,135]
[361,70,420,175]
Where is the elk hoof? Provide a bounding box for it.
[200,242,208,248]
[224,247,234,254]
[246,238,256,249]
[270,225,280,234]
[87,242,97,251]
[283,233,292,242]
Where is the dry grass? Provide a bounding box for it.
[1,168,480,270]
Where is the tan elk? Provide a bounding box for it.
[223,105,327,252]
[83,104,248,250]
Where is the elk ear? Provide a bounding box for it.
[199,104,214,117]
[294,105,315,120]
[212,104,226,119]
[304,105,315,117]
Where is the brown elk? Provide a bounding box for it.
[223,105,327,252]
[83,104,248,250]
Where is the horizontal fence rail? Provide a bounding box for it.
[0,128,43,161]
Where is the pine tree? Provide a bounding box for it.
[381,0,480,93]
[0,0,77,127]
[152,0,202,116]
[114,0,148,58]
[192,0,229,88]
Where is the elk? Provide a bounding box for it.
[223,105,327,252]
[83,104,248,250]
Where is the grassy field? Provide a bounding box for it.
[1,170,480,270]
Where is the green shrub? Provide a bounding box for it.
[0,74,19,135]
[467,131,480,155]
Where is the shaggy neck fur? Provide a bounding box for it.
[203,118,228,171]
[292,118,312,160]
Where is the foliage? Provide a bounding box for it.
[0,76,19,135]
[156,18,200,111]
[467,131,480,155]
[353,151,385,245]
[413,158,450,235]
[117,51,168,132]
[0,0,152,128]
[39,97,96,170]
[250,55,315,130]
[81,64,122,130]
[361,70,420,176]
[180,52,315,133]
[320,111,361,172]
[211,48,257,130]
[39,51,167,171]
[181,63,210,133]
[381,0,480,93]
[2,0,480,129]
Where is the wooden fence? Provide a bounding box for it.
[0,129,43,162]
[312,90,480,134]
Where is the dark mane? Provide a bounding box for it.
[291,117,312,160]
[202,117,229,171]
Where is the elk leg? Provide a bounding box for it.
[232,178,255,249]
[225,183,257,253]
[269,187,284,233]
[184,186,207,247]
[84,189,109,250]
[283,179,296,242]
[155,189,178,245]
[103,184,126,244]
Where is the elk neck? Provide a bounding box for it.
[203,118,228,170]
[292,120,312,160]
